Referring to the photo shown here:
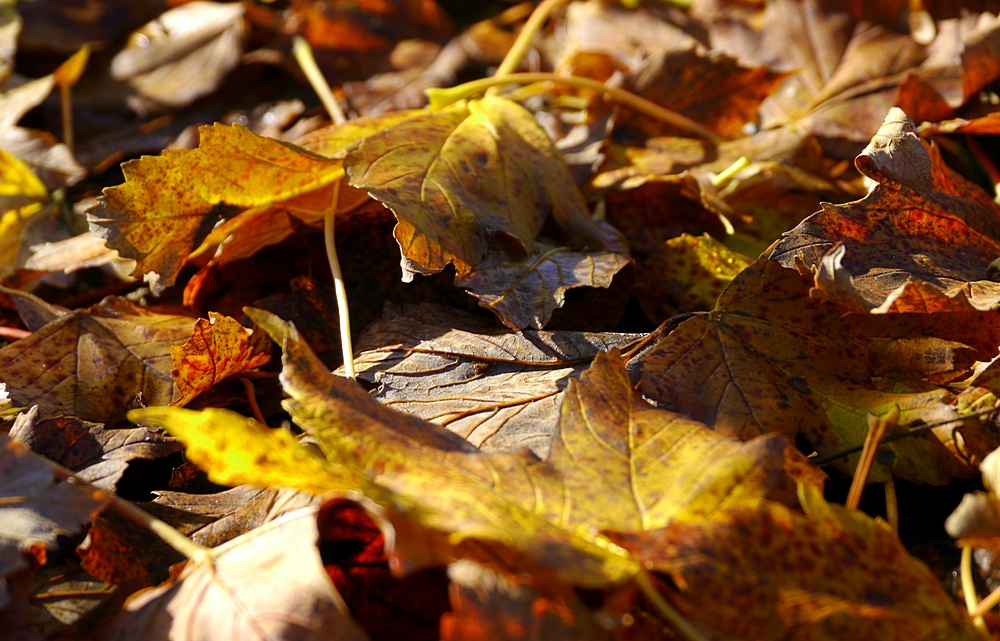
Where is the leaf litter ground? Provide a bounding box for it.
[6,1,1000,640]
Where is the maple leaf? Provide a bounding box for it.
[340,95,624,280]
[88,124,345,295]
[609,484,979,641]
[134,311,820,588]
[773,107,1000,313]
[0,434,109,609]
[353,303,643,456]
[103,507,365,641]
[0,295,195,424]
[170,312,271,406]
[637,256,1000,484]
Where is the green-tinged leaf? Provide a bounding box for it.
[235,308,817,585]
[342,95,621,280]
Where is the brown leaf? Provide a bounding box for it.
[609,485,979,641]
[0,434,109,609]
[353,303,643,456]
[455,237,631,330]
[772,108,1000,313]
[638,256,1000,483]
[0,296,195,424]
[104,507,365,641]
[8,406,182,490]
[170,312,271,406]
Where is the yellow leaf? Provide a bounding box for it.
[88,124,345,294]
[0,146,49,270]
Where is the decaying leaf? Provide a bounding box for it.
[342,95,625,280]
[0,296,195,424]
[637,256,1000,484]
[773,108,1000,313]
[135,310,820,587]
[104,507,366,641]
[9,406,182,490]
[170,312,271,406]
[0,434,109,609]
[610,485,979,641]
[353,303,643,456]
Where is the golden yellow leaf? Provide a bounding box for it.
[88,124,345,294]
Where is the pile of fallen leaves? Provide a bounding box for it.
[10,0,1000,639]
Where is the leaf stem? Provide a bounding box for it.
[325,179,355,379]
[845,405,897,511]
[427,73,723,143]
[962,545,990,635]
[491,0,571,81]
[292,35,347,126]
[972,570,1000,622]
[634,568,713,641]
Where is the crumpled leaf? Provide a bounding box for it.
[454,237,631,329]
[109,1,245,112]
[170,312,271,406]
[772,107,1000,313]
[103,506,366,641]
[0,296,195,424]
[135,310,820,588]
[353,303,643,457]
[0,433,109,609]
[609,484,979,641]
[637,255,1000,484]
[342,95,624,280]
[88,123,344,294]
[8,406,182,490]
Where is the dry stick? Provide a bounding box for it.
[235,376,268,425]
[491,0,572,82]
[972,574,1000,622]
[59,84,74,152]
[883,476,898,534]
[291,36,356,379]
[812,406,1000,466]
[427,73,722,144]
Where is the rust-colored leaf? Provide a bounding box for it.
[170,312,271,406]
[773,108,1000,313]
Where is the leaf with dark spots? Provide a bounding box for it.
[773,108,1000,313]
[342,95,625,281]
[0,296,195,424]
[638,255,1000,484]
[88,123,346,295]
[607,485,979,641]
